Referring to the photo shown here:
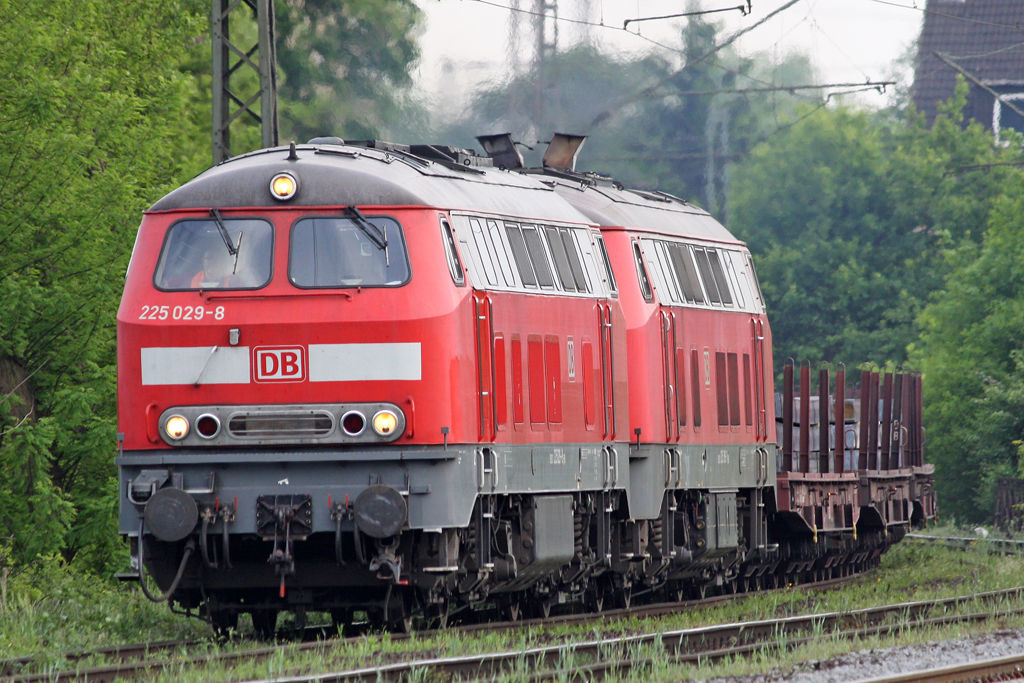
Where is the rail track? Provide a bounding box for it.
[0,573,854,682]
[848,652,1024,683]
[6,579,1023,683]
[237,588,1024,683]
[907,533,1024,554]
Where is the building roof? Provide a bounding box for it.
[912,0,1024,127]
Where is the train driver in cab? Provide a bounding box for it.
[191,245,236,288]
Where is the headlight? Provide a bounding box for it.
[341,410,366,436]
[372,410,398,436]
[165,415,190,440]
[270,172,298,200]
[195,414,221,439]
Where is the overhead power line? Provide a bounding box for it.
[467,0,751,33]
[587,0,803,129]
[644,80,896,98]
[623,2,752,30]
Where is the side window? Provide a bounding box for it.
[707,249,734,306]
[522,225,556,289]
[652,240,681,304]
[723,250,747,309]
[595,235,617,296]
[562,230,590,292]
[544,226,577,291]
[468,218,498,287]
[487,220,517,287]
[745,252,765,312]
[505,223,538,288]
[440,218,465,286]
[692,248,722,305]
[669,244,704,305]
[632,240,653,303]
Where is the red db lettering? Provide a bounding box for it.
[253,346,306,383]
[261,353,279,377]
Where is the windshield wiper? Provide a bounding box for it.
[345,205,388,251]
[210,208,239,257]
[208,206,240,274]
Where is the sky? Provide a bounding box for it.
[411,0,927,111]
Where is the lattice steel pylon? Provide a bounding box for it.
[532,0,558,134]
[211,0,279,164]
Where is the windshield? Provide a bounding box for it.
[153,218,274,290]
[290,216,410,288]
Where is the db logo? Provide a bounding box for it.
[253,346,306,383]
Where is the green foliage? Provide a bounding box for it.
[275,0,421,142]
[914,175,1024,521]
[0,553,206,660]
[0,0,205,570]
[730,79,1023,370]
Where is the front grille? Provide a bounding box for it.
[228,411,334,439]
[157,402,405,446]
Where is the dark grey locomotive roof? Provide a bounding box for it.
[546,176,741,245]
[149,143,591,225]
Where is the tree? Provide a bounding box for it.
[435,15,813,209]
[275,0,421,142]
[729,80,1023,371]
[913,171,1024,522]
[0,0,205,570]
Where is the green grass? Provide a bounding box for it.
[5,527,1024,682]
[0,555,207,666]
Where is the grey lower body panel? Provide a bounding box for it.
[117,443,629,536]
[118,441,777,535]
[627,443,776,518]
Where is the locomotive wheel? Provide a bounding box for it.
[379,588,416,633]
[388,613,414,633]
[609,585,632,610]
[209,609,238,638]
[250,609,279,640]
[502,600,522,622]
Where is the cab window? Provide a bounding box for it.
[290,216,411,288]
[154,218,274,290]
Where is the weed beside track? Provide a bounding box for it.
[4,528,1024,682]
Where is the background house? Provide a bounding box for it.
[913,0,1024,138]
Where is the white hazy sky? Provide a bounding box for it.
[411,0,926,109]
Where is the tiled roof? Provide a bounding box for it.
[912,0,1024,126]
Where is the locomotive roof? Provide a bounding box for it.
[148,143,591,225]
[544,175,742,246]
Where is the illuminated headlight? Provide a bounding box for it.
[372,410,398,436]
[270,172,298,201]
[165,415,190,440]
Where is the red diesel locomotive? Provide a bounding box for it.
[116,134,934,633]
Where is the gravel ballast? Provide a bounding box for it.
[705,627,1024,682]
